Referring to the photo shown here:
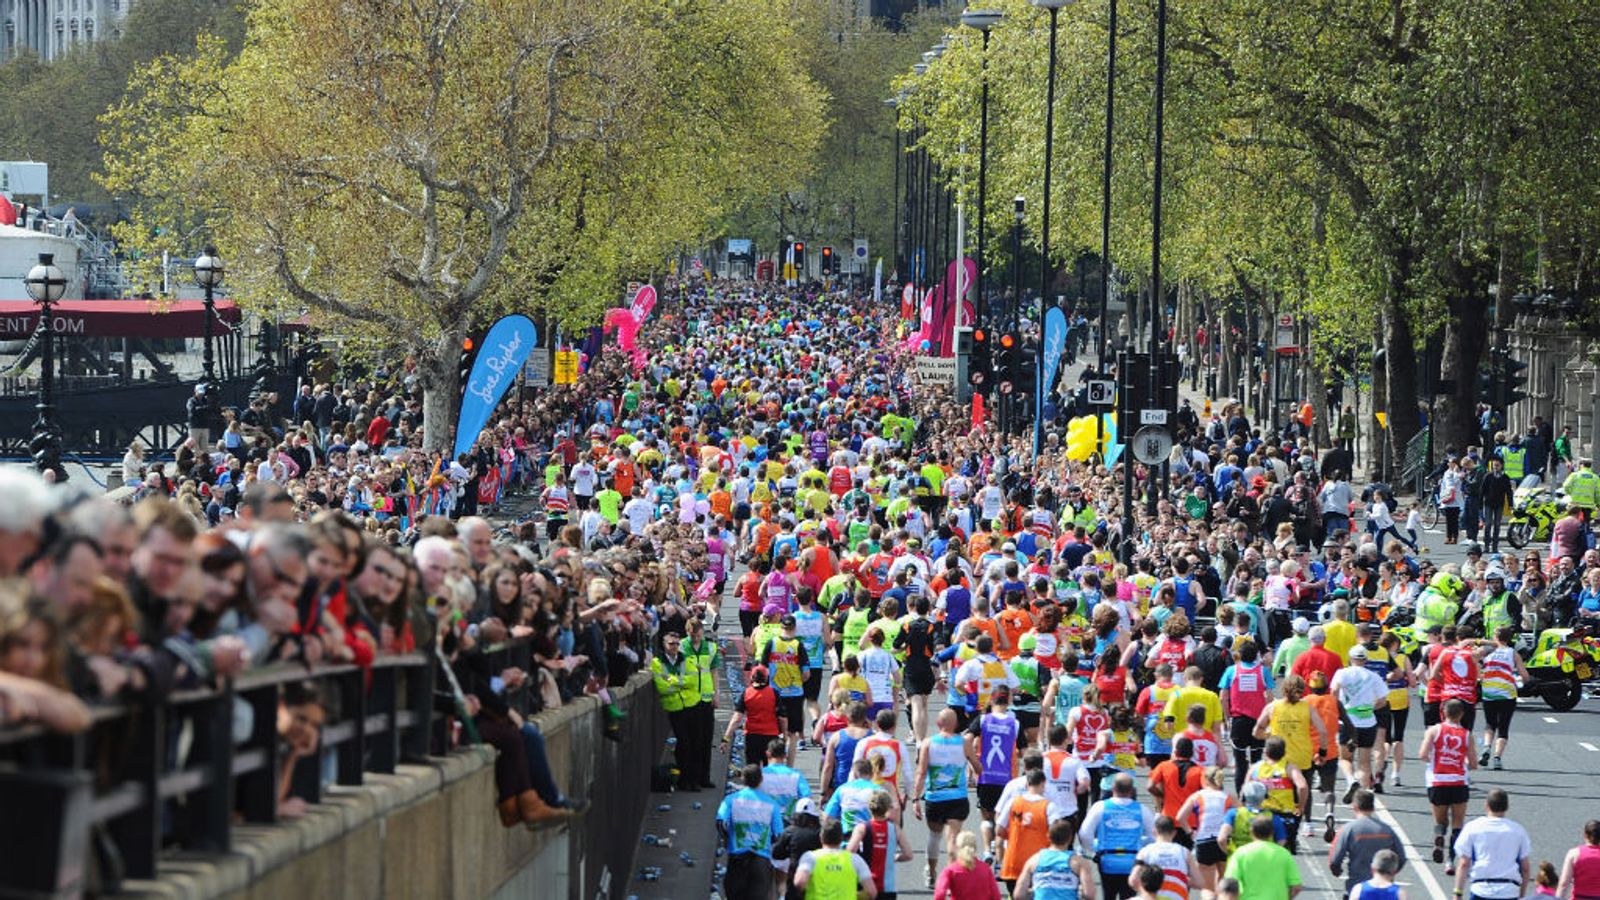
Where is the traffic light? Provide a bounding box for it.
[793,242,806,274]
[996,333,1020,395]
[820,246,834,276]
[459,336,477,388]
[1503,355,1528,406]
[969,328,992,390]
[1477,363,1498,406]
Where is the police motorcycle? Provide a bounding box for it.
[1505,486,1565,550]
[1522,625,1600,711]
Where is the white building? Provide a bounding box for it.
[3,0,131,62]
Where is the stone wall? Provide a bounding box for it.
[123,670,666,900]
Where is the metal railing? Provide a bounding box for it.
[0,652,435,896]
[1400,426,1432,494]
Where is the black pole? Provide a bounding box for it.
[892,108,902,282]
[28,253,65,481]
[203,281,216,386]
[1145,0,1168,519]
[1036,4,1061,461]
[976,27,993,329]
[1098,0,1117,374]
[1011,198,1025,435]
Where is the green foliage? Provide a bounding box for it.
[0,0,245,202]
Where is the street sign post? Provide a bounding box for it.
[552,350,580,385]
[1086,380,1115,407]
[1274,313,1298,353]
[1132,426,1173,465]
[522,347,551,386]
[1139,409,1168,425]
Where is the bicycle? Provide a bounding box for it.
[1419,474,1442,530]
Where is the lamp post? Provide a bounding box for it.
[961,8,1003,331]
[886,97,902,285]
[912,62,929,299]
[1098,0,1118,379]
[1146,0,1168,518]
[194,245,225,387]
[1010,196,1026,435]
[24,252,68,480]
[1031,0,1075,460]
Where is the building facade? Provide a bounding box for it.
[3,0,130,62]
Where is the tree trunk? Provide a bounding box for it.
[1382,260,1421,461]
[1305,329,1334,448]
[419,341,463,455]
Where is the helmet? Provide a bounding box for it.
[1241,781,1267,807]
[1017,633,1038,654]
[1484,566,1507,582]
[1430,572,1465,599]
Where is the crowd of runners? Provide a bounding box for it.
[612,284,1600,900]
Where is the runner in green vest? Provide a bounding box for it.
[794,822,873,900]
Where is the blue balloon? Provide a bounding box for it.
[454,315,537,460]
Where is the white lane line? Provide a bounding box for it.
[1581,741,1600,752]
[1373,800,1452,900]
[1544,716,1560,723]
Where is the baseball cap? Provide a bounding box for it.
[1292,617,1311,635]
[751,665,769,681]
[780,614,797,628]
[793,798,821,820]
[763,603,785,617]
[1349,645,1368,659]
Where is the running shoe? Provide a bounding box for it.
[1324,814,1337,843]
[1342,781,1359,804]
[1492,757,1503,770]
[1432,836,1445,864]
[1479,749,1491,767]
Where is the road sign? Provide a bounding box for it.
[1139,409,1168,425]
[1086,380,1115,407]
[1132,426,1173,465]
[552,350,580,385]
[1275,313,1298,352]
[522,347,551,386]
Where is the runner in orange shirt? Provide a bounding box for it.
[995,589,1035,662]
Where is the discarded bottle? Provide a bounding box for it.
[691,801,703,810]
[657,804,673,812]
[680,852,696,867]
[641,834,659,845]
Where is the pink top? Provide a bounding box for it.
[934,860,1002,900]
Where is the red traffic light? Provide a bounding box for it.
[1000,333,1016,349]
[794,242,804,252]
[973,329,987,343]
[462,337,475,351]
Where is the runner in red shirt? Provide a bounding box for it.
[1429,626,1480,733]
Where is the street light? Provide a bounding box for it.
[1031,0,1075,459]
[194,245,225,386]
[24,252,68,481]
[961,7,1003,333]
[886,97,903,286]
[1146,0,1169,518]
[1010,196,1026,434]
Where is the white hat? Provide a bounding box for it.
[1292,617,1311,634]
[793,797,821,819]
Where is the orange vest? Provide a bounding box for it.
[1001,795,1054,879]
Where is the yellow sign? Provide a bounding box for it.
[1374,412,1388,430]
[553,350,580,385]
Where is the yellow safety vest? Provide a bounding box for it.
[1501,447,1526,480]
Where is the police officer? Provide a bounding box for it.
[1476,568,1521,639]
[1561,458,1600,522]
[650,632,702,790]
[1499,435,1528,487]
[1415,572,1465,633]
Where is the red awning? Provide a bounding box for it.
[0,299,242,339]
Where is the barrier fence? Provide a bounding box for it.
[0,652,435,897]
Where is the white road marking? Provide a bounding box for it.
[1544,716,1559,723]
[1373,800,1452,900]
[1581,741,1600,752]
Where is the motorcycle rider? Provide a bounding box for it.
[1473,569,1522,642]
[1415,571,1466,634]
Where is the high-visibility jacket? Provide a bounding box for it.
[1500,447,1526,480]
[650,653,701,712]
[1482,591,1516,635]
[1563,469,1600,509]
[1415,588,1459,632]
